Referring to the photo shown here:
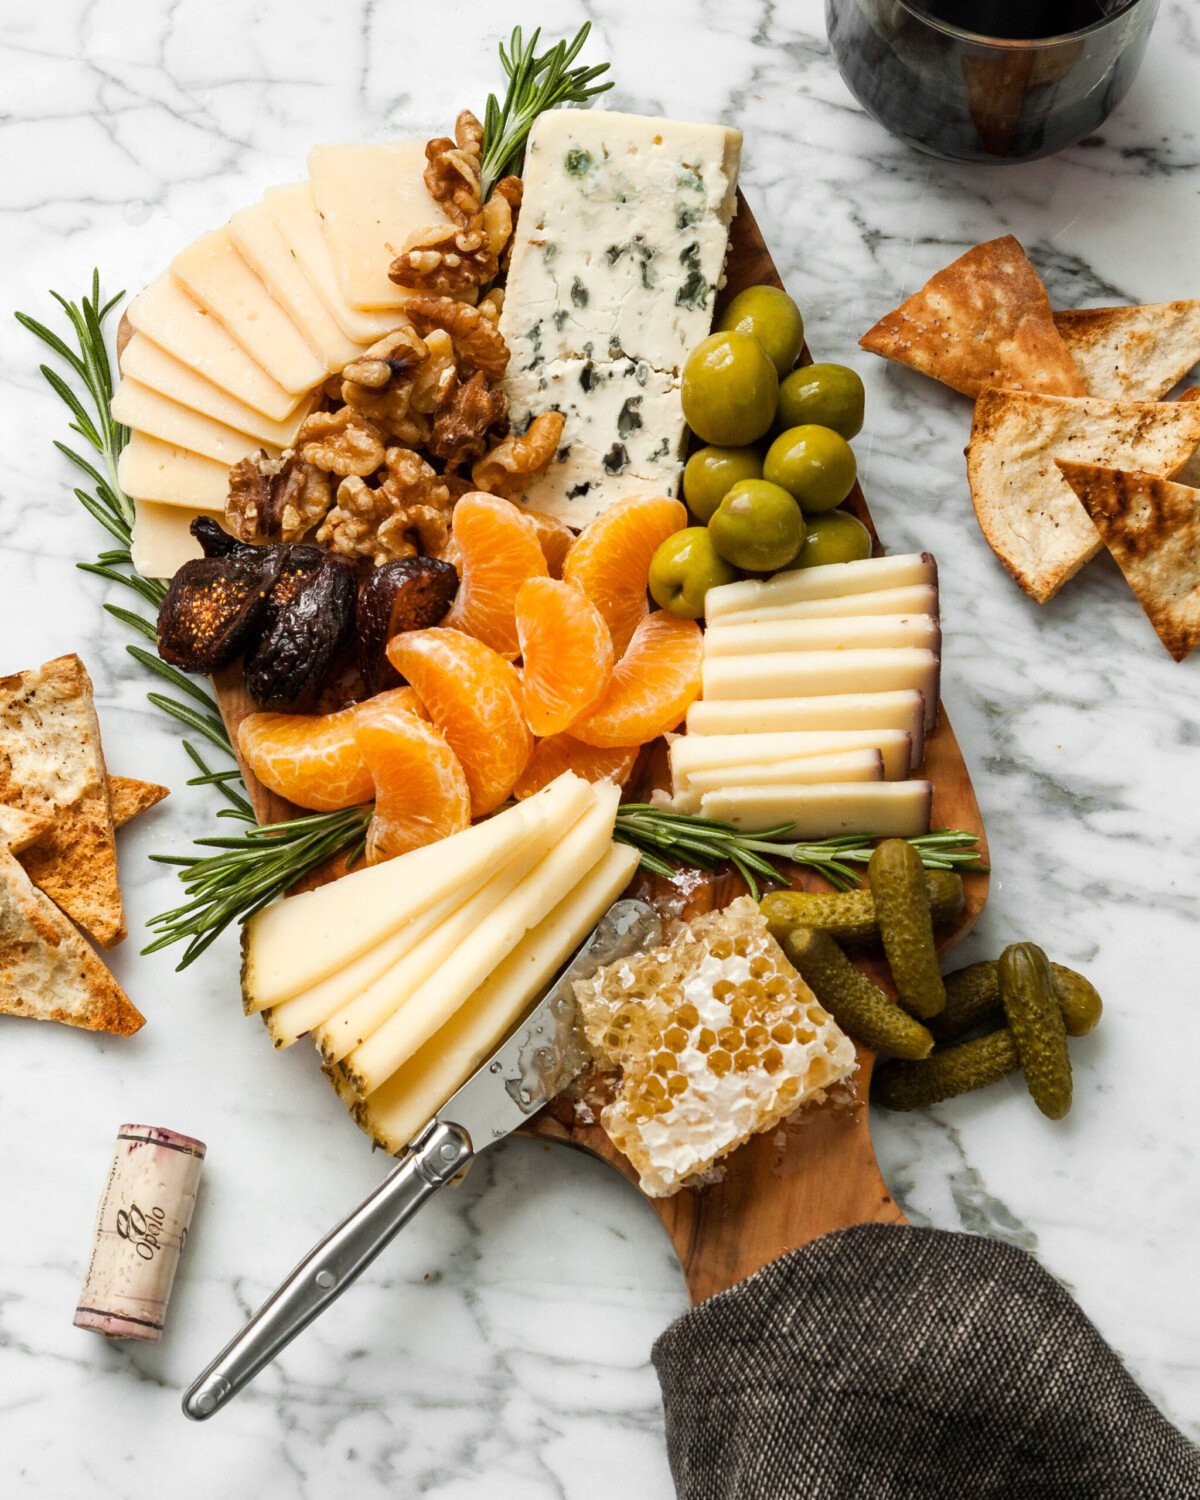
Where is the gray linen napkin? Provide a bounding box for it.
[653,1223,1200,1499]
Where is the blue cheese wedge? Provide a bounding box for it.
[500,110,742,524]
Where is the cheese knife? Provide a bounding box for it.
[182,896,661,1421]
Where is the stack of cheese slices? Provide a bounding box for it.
[241,772,638,1154]
[668,553,941,835]
[115,143,459,580]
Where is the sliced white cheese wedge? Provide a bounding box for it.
[118,432,232,510]
[671,728,913,786]
[229,201,364,372]
[684,748,884,793]
[714,583,938,626]
[172,230,327,394]
[131,498,221,579]
[701,647,941,730]
[264,184,405,343]
[309,141,450,311]
[685,690,926,766]
[704,613,940,657]
[705,554,937,620]
[699,781,933,837]
[242,773,594,1009]
[112,380,282,468]
[348,843,640,1155]
[127,274,301,420]
[118,340,315,447]
[344,786,621,1098]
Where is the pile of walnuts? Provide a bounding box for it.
[226,109,563,568]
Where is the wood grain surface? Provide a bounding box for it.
[204,194,989,1305]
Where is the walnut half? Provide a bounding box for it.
[226,450,332,543]
[471,412,565,499]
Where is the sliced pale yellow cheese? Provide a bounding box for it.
[699,781,933,837]
[118,432,232,510]
[352,843,640,1154]
[679,749,884,810]
[705,554,938,620]
[120,335,316,447]
[131,498,221,579]
[229,201,364,372]
[127,274,301,420]
[308,141,448,312]
[686,690,926,765]
[704,613,941,657]
[265,184,407,343]
[345,786,621,1098]
[314,818,566,1064]
[172,229,327,394]
[715,583,938,627]
[671,728,913,787]
[242,773,594,1009]
[111,380,282,467]
[701,647,941,730]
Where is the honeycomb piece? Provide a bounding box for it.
[575,897,857,1197]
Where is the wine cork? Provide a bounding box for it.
[74,1124,206,1342]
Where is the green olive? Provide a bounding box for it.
[648,527,738,618]
[681,331,779,447]
[708,480,806,574]
[717,285,805,377]
[792,508,873,569]
[683,445,764,523]
[777,363,865,440]
[763,425,857,512]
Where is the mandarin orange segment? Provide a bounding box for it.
[515,577,614,738]
[238,702,373,812]
[442,491,547,657]
[355,695,472,863]
[562,494,688,656]
[568,611,703,749]
[513,735,641,800]
[386,627,534,814]
[524,508,576,579]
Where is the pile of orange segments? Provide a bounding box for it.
[238,493,702,862]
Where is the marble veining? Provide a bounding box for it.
[1,0,1198,1494]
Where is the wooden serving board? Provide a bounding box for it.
[206,195,989,1307]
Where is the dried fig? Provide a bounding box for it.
[157,521,282,673]
[356,557,459,694]
[244,546,357,709]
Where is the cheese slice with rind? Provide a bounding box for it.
[717,583,937,626]
[704,613,940,657]
[127,274,301,420]
[700,780,933,837]
[671,728,913,787]
[683,749,883,794]
[112,380,282,467]
[345,842,640,1155]
[705,554,937,620]
[344,786,621,1098]
[171,228,326,394]
[685,691,926,765]
[118,433,232,510]
[701,647,941,729]
[242,773,593,1009]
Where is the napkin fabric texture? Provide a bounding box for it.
[653,1223,1200,1499]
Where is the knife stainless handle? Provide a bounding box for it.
[182,1118,472,1421]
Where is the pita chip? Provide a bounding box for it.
[1056,461,1200,661]
[860,236,1085,399]
[0,804,53,855]
[0,848,144,1035]
[0,654,126,947]
[109,775,170,829]
[1053,301,1200,402]
[967,390,1200,602]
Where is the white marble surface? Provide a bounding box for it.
[1,0,1198,1494]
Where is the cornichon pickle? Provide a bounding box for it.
[761,869,964,945]
[932,961,1103,1042]
[873,1029,1020,1110]
[784,928,934,1060]
[867,840,946,1019]
[999,942,1072,1121]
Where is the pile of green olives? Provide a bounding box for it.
[649,285,870,619]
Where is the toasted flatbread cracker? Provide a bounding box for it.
[1053,302,1200,402]
[0,655,125,948]
[967,391,1200,603]
[860,236,1085,399]
[108,775,169,829]
[1056,461,1200,660]
[0,847,144,1035]
[0,804,53,854]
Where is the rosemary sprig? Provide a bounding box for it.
[613,806,987,900]
[480,23,613,194]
